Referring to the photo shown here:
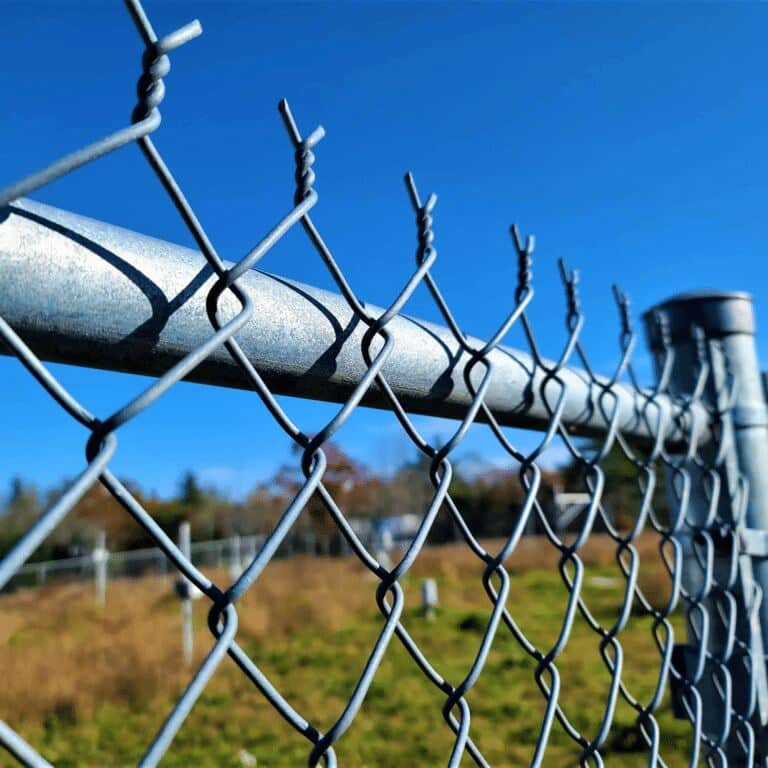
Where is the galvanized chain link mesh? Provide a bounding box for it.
[0,1,765,766]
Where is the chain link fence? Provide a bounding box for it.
[2,1,768,766]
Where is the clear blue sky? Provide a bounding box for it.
[1,1,767,499]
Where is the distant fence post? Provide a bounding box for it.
[229,534,242,579]
[177,522,194,665]
[421,578,439,620]
[645,292,768,757]
[245,535,258,566]
[93,530,108,605]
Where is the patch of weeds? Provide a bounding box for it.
[457,612,486,633]
[605,722,645,754]
[43,699,78,733]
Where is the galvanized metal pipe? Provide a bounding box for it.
[645,292,768,746]
[0,198,702,443]
[648,293,768,630]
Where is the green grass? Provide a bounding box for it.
[2,561,694,767]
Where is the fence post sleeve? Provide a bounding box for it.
[644,291,768,748]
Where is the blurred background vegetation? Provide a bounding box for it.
[0,436,662,562]
[0,437,688,766]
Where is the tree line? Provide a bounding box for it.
[0,440,662,562]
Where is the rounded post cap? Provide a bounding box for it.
[643,290,755,350]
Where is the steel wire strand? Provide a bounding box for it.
[0,1,334,763]
[672,342,754,766]
[469,265,597,767]
[651,314,737,767]
[558,287,688,766]
[393,176,541,765]
[395,177,609,767]
[591,288,679,768]
[0,0,201,208]
[691,345,757,765]
[316,171,543,765]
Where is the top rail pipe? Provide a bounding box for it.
[0,199,704,446]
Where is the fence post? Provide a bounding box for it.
[644,291,768,756]
[177,522,194,665]
[229,534,242,580]
[421,578,439,620]
[93,530,108,605]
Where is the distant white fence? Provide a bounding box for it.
[3,516,421,594]
[4,532,273,593]
[4,497,587,596]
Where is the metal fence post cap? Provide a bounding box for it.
[642,290,755,350]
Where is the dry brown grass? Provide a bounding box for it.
[0,532,672,728]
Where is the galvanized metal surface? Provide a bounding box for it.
[645,293,768,763]
[0,1,766,767]
[0,198,705,446]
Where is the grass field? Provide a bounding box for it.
[0,534,694,767]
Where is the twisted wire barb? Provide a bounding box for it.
[0,0,201,208]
